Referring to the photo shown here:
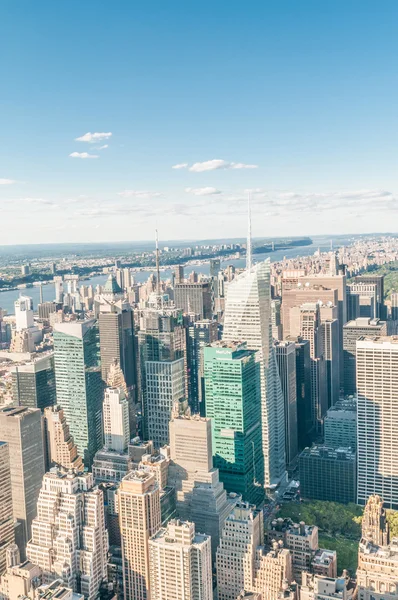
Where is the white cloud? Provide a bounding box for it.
[98,144,108,150]
[75,132,112,143]
[118,190,162,199]
[23,197,55,205]
[185,187,222,196]
[179,159,259,172]
[0,178,16,185]
[69,152,99,159]
[172,163,188,169]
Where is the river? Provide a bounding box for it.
[0,235,354,315]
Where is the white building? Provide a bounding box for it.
[216,501,264,600]
[14,296,34,331]
[222,259,286,487]
[26,469,108,600]
[356,336,398,508]
[149,519,212,600]
[103,387,130,453]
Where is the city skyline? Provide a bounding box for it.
[1,2,398,243]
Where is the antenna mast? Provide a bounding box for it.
[246,193,252,271]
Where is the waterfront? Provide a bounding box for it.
[0,235,353,314]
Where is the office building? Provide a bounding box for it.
[347,283,377,319]
[53,320,103,467]
[356,336,398,508]
[43,405,83,472]
[174,282,212,319]
[288,336,313,449]
[216,501,264,600]
[149,519,212,600]
[271,298,282,340]
[204,342,263,504]
[343,317,387,395]
[0,551,42,600]
[210,258,221,278]
[357,495,398,600]
[174,264,184,284]
[299,446,356,504]
[185,317,218,413]
[0,443,14,575]
[355,274,385,319]
[311,549,337,578]
[103,386,130,453]
[265,518,318,583]
[0,406,45,554]
[275,341,298,466]
[96,274,136,389]
[391,292,398,320]
[347,288,360,321]
[168,413,231,557]
[320,313,340,408]
[223,259,286,487]
[300,572,354,600]
[14,296,34,331]
[37,301,57,320]
[282,286,338,341]
[26,470,108,600]
[324,398,357,450]
[118,470,161,600]
[251,543,292,600]
[11,354,56,411]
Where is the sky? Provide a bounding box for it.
[1,1,398,245]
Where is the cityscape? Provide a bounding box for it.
[2,2,398,600]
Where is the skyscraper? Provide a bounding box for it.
[355,274,386,319]
[149,520,212,600]
[204,341,264,504]
[11,354,56,411]
[96,274,136,389]
[275,341,298,467]
[14,296,34,331]
[118,470,161,600]
[343,317,387,395]
[356,336,398,508]
[223,259,286,487]
[0,406,45,554]
[0,442,14,575]
[216,501,264,600]
[103,386,130,453]
[289,336,313,449]
[168,413,232,557]
[174,282,212,319]
[43,405,83,471]
[185,316,218,414]
[347,282,378,319]
[26,470,108,600]
[53,319,103,467]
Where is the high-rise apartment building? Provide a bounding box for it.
[204,342,263,503]
[0,406,45,554]
[118,470,161,600]
[223,259,286,487]
[343,317,387,395]
[357,495,398,600]
[43,405,83,471]
[26,470,108,600]
[0,442,14,575]
[53,319,103,467]
[168,414,231,557]
[216,501,264,600]
[149,519,212,600]
[96,274,136,389]
[356,336,398,508]
[103,386,130,453]
[11,354,56,411]
[275,341,298,467]
[174,282,212,319]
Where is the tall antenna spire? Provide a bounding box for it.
[155,229,161,297]
[246,192,252,271]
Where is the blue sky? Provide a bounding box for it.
[1,1,398,244]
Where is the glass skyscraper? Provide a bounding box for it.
[53,319,103,467]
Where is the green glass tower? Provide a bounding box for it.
[204,341,264,504]
[53,319,103,467]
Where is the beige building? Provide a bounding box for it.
[26,470,108,600]
[103,386,130,453]
[43,406,83,471]
[0,406,45,554]
[168,414,232,557]
[300,572,353,600]
[216,501,263,600]
[252,542,292,600]
[357,495,398,600]
[149,519,212,600]
[0,552,42,600]
[0,443,14,575]
[118,470,161,600]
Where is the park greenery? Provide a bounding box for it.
[354,260,398,299]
